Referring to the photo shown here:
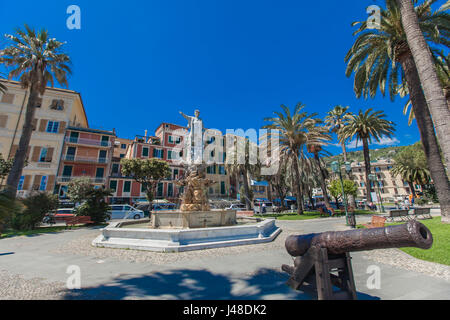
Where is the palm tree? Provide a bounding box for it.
[391,142,430,197]
[0,72,7,94]
[0,25,71,195]
[307,141,332,209]
[396,0,450,169]
[345,0,450,221]
[325,105,352,161]
[263,103,329,215]
[340,109,396,205]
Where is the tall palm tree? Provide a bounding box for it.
[0,72,7,94]
[345,0,450,221]
[263,103,329,215]
[307,139,332,209]
[340,109,396,204]
[396,0,450,169]
[325,105,352,161]
[0,25,71,195]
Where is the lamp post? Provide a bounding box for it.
[331,160,355,228]
[368,174,385,213]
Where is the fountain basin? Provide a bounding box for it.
[151,210,237,229]
[92,218,281,252]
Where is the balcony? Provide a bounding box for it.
[62,155,108,164]
[65,137,111,147]
[57,176,106,184]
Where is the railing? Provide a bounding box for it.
[57,176,106,184]
[63,155,108,163]
[65,137,111,147]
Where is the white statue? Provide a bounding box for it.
[179,109,203,165]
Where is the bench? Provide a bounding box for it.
[363,216,386,229]
[65,216,95,229]
[387,209,411,222]
[412,207,433,220]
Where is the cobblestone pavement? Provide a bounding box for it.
[1,215,449,300]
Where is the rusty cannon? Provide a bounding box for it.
[282,220,433,300]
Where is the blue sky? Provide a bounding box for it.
[0,0,447,155]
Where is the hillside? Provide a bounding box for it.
[323,145,411,165]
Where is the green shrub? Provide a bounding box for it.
[11,192,58,230]
[75,188,112,224]
[0,191,21,234]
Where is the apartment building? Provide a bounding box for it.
[0,80,88,197]
[56,127,116,199]
[350,159,422,202]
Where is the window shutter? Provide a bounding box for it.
[58,121,66,134]
[46,175,55,191]
[46,147,54,162]
[31,118,38,131]
[1,93,14,104]
[8,145,18,159]
[23,175,31,190]
[31,147,41,162]
[161,150,164,159]
[32,175,42,190]
[39,119,48,132]
[0,114,8,128]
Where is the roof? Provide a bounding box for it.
[67,126,116,136]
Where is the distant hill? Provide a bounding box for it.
[323,144,412,165]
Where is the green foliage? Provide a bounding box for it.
[120,158,171,202]
[391,142,430,187]
[67,177,94,204]
[328,179,358,200]
[0,191,20,233]
[0,153,13,179]
[11,192,58,231]
[75,188,112,224]
[239,185,253,205]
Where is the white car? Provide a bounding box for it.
[108,205,145,220]
[228,204,247,211]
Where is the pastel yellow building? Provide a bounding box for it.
[0,80,88,197]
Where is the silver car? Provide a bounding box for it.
[108,205,145,220]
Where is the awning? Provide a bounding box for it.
[251,180,269,187]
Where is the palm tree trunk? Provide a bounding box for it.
[397,0,450,168]
[401,55,450,223]
[292,155,304,215]
[314,152,331,208]
[408,181,417,198]
[241,168,252,210]
[362,138,373,207]
[341,142,348,162]
[6,86,40,195]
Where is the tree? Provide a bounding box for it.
[346,0,450,222]
[396,0,450,169]
[307,143,332,209]
[75,188,112,224]
[391,142,430,197]
[0,25,71,195]
[325,105,352,161]
[264,103,329,215]
[0,191,19,235]
[340,109,396,205]
[11,192,58,230]
[120,158,171,209]
[67,177,93,205]
[0,153,14,180]
[328,179,358,206]
[0,72,7,94]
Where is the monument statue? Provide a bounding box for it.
[178,109,215,212]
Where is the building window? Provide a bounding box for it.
[123,181,131,193]
[168,135,174,143]
[121,144,127,149]
[120,154,125,158]
[219,165,226,175]
[50,99,64,110]
[168,183,173,197]
[112,164,119,175]
[157,183,163,197]
[18,176,25,190]
[142,147,149,157]
[39,148,48,162]
[46,121,60,133]
[39,176,48,191]
[153,149,163,159]
[173,169,179,180]
[109,180,117,192]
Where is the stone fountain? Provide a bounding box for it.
[92,110,281,252]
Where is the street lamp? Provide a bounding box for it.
[368,174,385,213]
[331,160,355,228]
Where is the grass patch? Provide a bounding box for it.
[0,223,107,239]
[257,209,374,220]
[358,217,450,266]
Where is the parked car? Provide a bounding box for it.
[107,205,145,220]
[254,201,274,214]
[152,203,177,211]
[43,208,75,224]
[227,203,247,211]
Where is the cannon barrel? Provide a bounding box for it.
[285,220,433,257]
